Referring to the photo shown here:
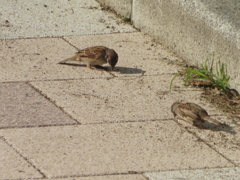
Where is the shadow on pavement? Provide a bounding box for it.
[58,63,146,74]
[113,66,146,74]
[200,122,236,135]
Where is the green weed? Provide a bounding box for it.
[170,53,231,93]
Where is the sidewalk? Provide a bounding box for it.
[0,0,239,179]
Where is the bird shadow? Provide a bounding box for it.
[199,122,236,135]
[112,66,146,74]
[58,63,108,70]
[58,63,146,74]
[58,63,87,67]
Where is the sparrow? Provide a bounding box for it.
[171,101,222,127]
[59,46,118,70]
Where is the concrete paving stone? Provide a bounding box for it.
[30,75,223,124]
[187,117,240,166]
[0,0,135,39]
[0,121,232,177]
[0,138,43,179]
[144,167,240,180]
[0,82,77,128]
[64,32,184,76]
[50,174,146,180]
[0,38,113,82]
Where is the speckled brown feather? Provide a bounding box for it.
[76,46,107,59]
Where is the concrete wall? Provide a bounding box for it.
[97,0,240,91]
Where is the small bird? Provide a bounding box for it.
[171,101,222,127]
[59,46,118,70]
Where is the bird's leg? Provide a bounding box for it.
[86,63,91,69]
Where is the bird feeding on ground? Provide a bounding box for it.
[59,46,118,70]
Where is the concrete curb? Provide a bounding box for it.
[97,0,240,92]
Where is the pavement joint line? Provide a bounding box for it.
[27,82,81,125]
[0,35,66,41]
[0,115,227,129]
[23,165,239,180]
[142,166,239,174]
[178,124,238,166]
[3,116,229,130]
[0,176,45,180]
[60,31,138,38]
[0,123,79,130]
[6,178,46,180]
[0,77,111,84]
[0,31,138,41]
[61,37,80,51]
[141,174,149,180]
[0,119,175,130]
[0,136,47,178]
[44,171,146,179]
[0,74,204,86]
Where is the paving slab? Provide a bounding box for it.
[0,82,76,128]
[0,0,135,39]
[0,138,43,179]
[0,32,182,83]
[0,121,233,178]
[30,75,224,124]
[50,174,146,180]
[187,117,240,166]
[144,167,240,180]
[0,38,112,82]
[64,32,183,76]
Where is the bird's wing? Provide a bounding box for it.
[58,54,78,64]
[77,46,107,60]
[203,116,222,125]
[178,103,200,120]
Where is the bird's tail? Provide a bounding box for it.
[58,55,77,64]
[204,117,222,126]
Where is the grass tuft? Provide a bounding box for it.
[170,53,231,93]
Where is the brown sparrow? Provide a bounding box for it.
[171,101,222,127]
[59,46,118,70]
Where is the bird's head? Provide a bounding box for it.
[171,101,181,113]
[106,49,118,70]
